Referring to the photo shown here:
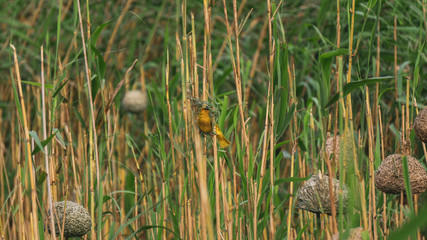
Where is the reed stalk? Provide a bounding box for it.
[11,44,39,240]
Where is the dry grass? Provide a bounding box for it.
[1,0,427,239]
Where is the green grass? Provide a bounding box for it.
[1,0,427,239]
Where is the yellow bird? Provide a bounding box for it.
[197,106,231,148]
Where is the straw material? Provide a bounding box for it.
[296,174,349,215]
[325,134,354,172]
[46,201,92,238]
[375,154,427,194]
[414,107,427,143]
[325,135,340,159]
[122,90,147,113]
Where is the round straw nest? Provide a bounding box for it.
[46,201,91,238]
[414,107,427,143]
[375,154,427,194]
[332,227,363,240]
[122,90,147,114]
[296,174,349,215]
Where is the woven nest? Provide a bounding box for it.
[375,154,427,194]
[122,90,147,114]
[325,134,354,170]
[46,201,91,238]
[296,174,349,215]
[326,135,340,158]
[332,227,363,240]
[414,107,427,143]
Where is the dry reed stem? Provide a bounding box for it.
[89,117,95,238]
[245,17,268,101]
[133,177,138,232]
[201,1,221,237]
[334,0,341,191]
[104,0,134,62]
[161,159,167,240]
[393,17,399,132]
[213,140,220,239]
[30,0,44,30]
[41,45,57,240]
[186,22,205,240]
[202,6,208,100]
[399,191,404,227]
[253,181,258,239]
[222,0,250,171]
[187,199,193,240]
[345,0,354,117]
[378,106,387,238]
[266,0,276,237]
[399,105,406,227]
[176,27,190,239]
[373,5,381,130]
[376,18,386,229]
[76,0,101,238]
[365,84,377,239]
[414,194,420,240]
[65,126,80,202]
[188,5,213,238]
[406,78,410,144]
[211,1,250,77]
[233,162,238,239]
[223,164,233,240]
[286,141,297,240]
[360,178,368,231]
[269,84,275,237]
[165,49,177,237]
[286,62,297,239]
[257,78,270,237]
[10,44,40,240]
[325,150,337,233]
[202,1,211,99]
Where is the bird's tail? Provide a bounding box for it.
[215,125,231,148]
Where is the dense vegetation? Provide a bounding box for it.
[1,0,427,239]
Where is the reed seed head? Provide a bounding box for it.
[375,154,427,194]
[122,90,147,114]
[296,174,349,215]
[46,201,91,238]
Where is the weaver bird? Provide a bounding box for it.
[197,106,231,148]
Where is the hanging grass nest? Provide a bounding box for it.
[331,227,364,240]
[325,133,355,173]
[46,201,91,238]
[296,174,349,215]
[122,90,147,114]
[375,154,427,194]
[414,107,427,143]
[325,135,340,158]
